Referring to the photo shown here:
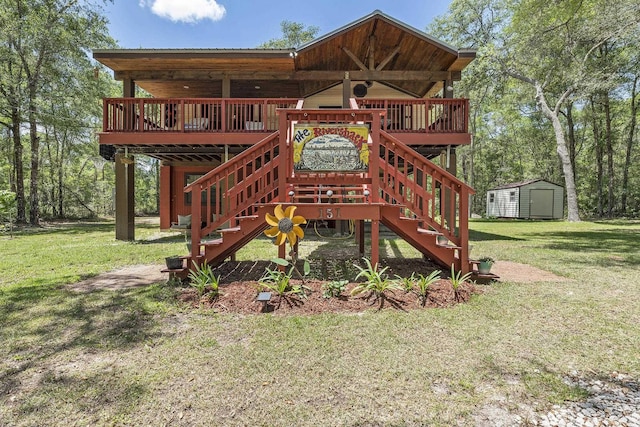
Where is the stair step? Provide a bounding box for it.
[417,227,443,236]
[235,215,258,221]
[202,238,224,246]
[218,227,241,234]
[399,216,421,222]
[437,242,461,250]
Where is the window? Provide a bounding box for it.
[489,193,495,203]
[509,191,516,202]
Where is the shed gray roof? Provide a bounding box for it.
[489,179,562,191]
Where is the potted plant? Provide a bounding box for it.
[477,256,495,274]
[165,255,183,270]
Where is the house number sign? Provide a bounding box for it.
[292,124,370,172]
[318,208,340,219]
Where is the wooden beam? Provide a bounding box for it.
[115,70,461,82]
[444,78,454,98]
[368,36,376,70]
[376,46,401,71]
[123,78,135,97]
[342,47,367,71]
[222,76,230,98]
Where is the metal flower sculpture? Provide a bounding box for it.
[264,204,306,246]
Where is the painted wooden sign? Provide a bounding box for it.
[292,125,370,172]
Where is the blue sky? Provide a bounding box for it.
[104,0,453,49]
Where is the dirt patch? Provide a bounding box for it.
[491,260,567,283]
[67,264,166,293]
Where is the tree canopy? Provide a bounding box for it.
[258,20,320,49]
[431,0,640,219]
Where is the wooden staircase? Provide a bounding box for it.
[166,108,477,277]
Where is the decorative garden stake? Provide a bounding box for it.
[264,204,306,246]
[264,204,310,284]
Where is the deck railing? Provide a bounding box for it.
[102,97,469,135]
[103,98,300,133]
[357,98,469,133]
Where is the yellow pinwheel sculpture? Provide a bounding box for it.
[264,204,306,246]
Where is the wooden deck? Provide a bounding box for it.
[100,97,470,141]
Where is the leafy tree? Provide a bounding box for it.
[0,189,16,236]
[431,0,640,220]
[0,0,115,224]
[258,20,319,48]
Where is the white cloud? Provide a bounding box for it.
[142,0,226,23]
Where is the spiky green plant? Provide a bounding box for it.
[395,272,417,292]
[258,264,306,307]
[450,264,472,302]
[187,261,220,298]
[351,257,401,301]
[415,270,441,306]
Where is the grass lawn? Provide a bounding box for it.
[1,218,639,426]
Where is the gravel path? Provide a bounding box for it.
[533,372,640,427]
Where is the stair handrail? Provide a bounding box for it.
[184,131,281,259]
[377,130,474,255]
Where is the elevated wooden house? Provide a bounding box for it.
[94,10,478,274]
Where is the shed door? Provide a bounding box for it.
[529,189,554,218]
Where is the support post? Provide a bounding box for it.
[370,111,381,203]
[342,72,351,108]
[123,78,136,131]
[190,183,202,262]
[356,220,365,258]
[458,184,470,274]
[115,152,135,241]
[159,164,171,229]
[371,219,379,267]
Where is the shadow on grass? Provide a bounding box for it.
[528,229,640,266]
[0,282,171,402]
[469,229,525,242]
[11,222,116,236]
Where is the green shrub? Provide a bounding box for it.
[322,279,348,299]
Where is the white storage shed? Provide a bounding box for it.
[486,179,564,219]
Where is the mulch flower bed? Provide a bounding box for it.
[178,280,479,315]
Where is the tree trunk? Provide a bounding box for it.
[590,96,604,218]
[603,91,614,218]
[28,83,40,225]
[565,102,577,183]
[10,106,26,223]
[535,83,580,221]
[45,130,57,217]
[621,76,638,214]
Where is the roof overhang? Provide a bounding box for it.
[93,11,476,99]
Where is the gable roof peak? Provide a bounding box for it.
[296,10,461,56]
